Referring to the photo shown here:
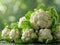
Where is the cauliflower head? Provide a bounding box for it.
[1,27,10,39]
[38,29,53,43]
[53,23,60,40]
[25,5,58,29]
[18,16,26,28]
[30,9,52,29]
[9,29,20,39]
[21,28,37,42]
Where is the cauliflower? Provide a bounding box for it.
[18,16,26,28]
[30,9,52,29]
[1,27,10,39]
[9,29,20,39]
[53,23,60,40]
[21,28,37,42]
[38,29,53,43]
[54,27,60,40]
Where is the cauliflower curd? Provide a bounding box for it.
[30,9,52,29]
[1,27,10,38]
[21,28,37,41]
[38,29,53,42]
[9,29,20,39]
[54,26,60,40]
[18,16,26,28]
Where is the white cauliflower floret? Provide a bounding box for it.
[21,28,37,41]
[30,9,52,29]
[18,16,26,28]
[1,27,10,38]
[38,29,53,42]
[9,29,20,39]
[54,27,60,40]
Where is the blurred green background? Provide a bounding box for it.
[0,0,60,30]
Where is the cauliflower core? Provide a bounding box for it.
[9,29,20,39]
[1,27,10,38]
[18,16,26,28]
[21,28,37,41]
[38,29,53,42]
[30,9,52,29]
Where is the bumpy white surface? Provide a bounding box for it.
[1,27,10,38]
[21,28,37,41]
[9,29,20,39]
[38,29,53,42]
[18,16,26,28]
[30,9,52,29]
[54,27,60,40]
